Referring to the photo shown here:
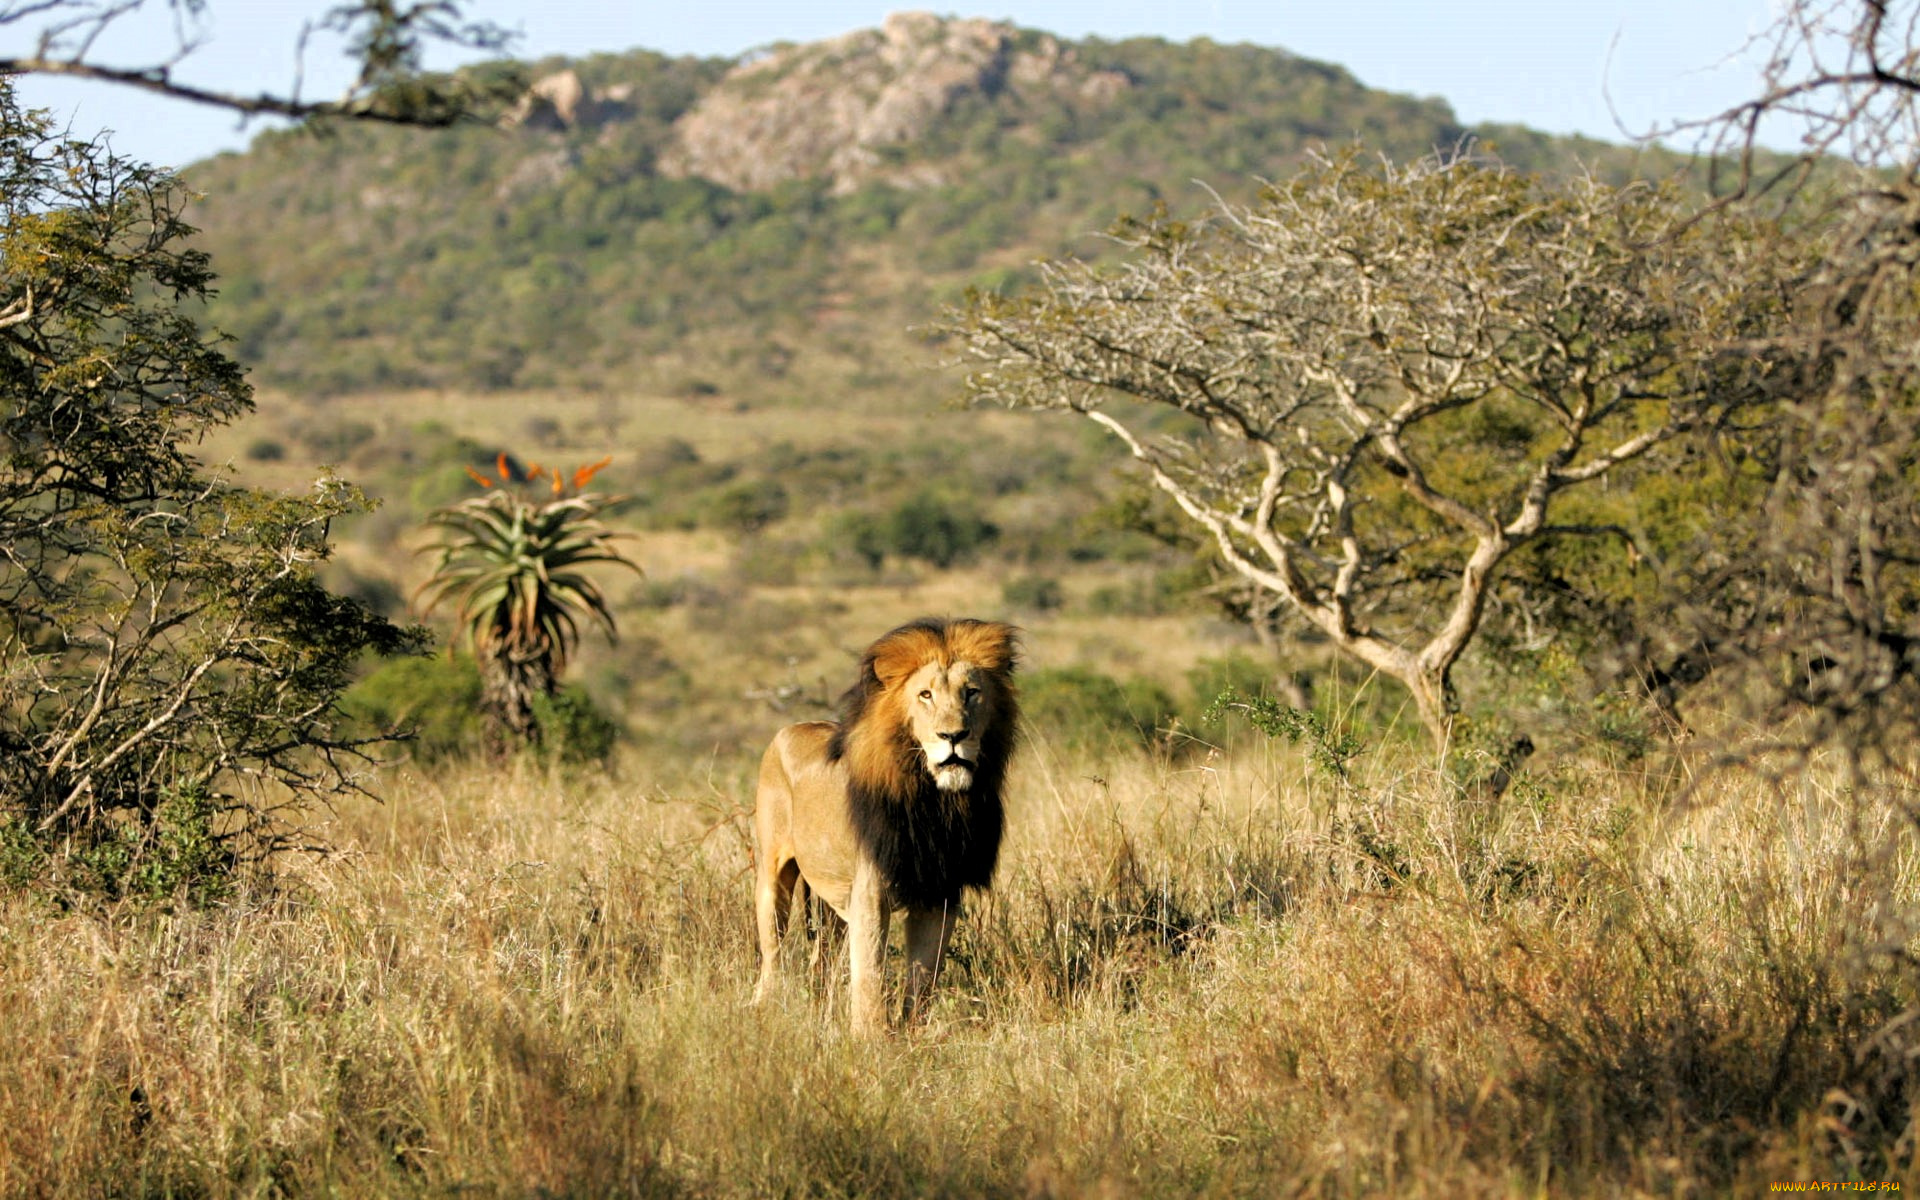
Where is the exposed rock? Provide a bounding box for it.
[661,12,1129,194]
[502,69,629,132]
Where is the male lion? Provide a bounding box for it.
[751,617,1019,1035]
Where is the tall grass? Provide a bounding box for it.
[2,736,1914,1196]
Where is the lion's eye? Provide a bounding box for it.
[964,687,980,702]
[918,689,933,701]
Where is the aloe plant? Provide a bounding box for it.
[416,456,638,751]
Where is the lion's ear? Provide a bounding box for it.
[947,620,1019,673]
[866,624,946,689]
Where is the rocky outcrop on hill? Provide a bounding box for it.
[501,69,635,132]
[660,11,1129,194]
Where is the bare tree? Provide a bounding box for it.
[953,149,1790,748]
[0,0,522,127]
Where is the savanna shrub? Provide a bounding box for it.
[1022,666,1180,752]
[345,653,624,765]
[1003,574,1065,612]
[0,84,421,899]
[529,688,624,765]
[343,653,487,761]
[833,491,1000,569]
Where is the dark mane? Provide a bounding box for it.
[827,617,1019,910]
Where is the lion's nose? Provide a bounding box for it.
[939,728,970,745]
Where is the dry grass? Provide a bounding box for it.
[3,734,1915,1197]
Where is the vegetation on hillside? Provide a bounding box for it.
[180,28,1687,400]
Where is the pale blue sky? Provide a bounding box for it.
[10,2,1781,172]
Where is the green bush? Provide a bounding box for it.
[2,784,239,905]
[120,785,237,904]
[832,491,1000,570]
[344,652,624,765]
[1022,666,1179,752]
[1003,574,1065,612]
[343,653,488,762]
[705,478,790,533]
[529,688,623,765]
[0,90,424,900]
[884,491,999,567]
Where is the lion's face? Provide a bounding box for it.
[836,617,1019,806]
[901,657,993,792]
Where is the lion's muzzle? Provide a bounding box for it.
[925,736,978,792]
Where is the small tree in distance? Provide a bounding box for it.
[415,455,639,754]
[953,149,1794,749]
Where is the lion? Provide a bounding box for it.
[751,617,1020,1035]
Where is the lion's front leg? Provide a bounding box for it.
[902,904,957,1025]
[846,859,892,1037]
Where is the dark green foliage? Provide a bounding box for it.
[834,491,999,570]
[705,478,789,533]
[0,82,425,897]
[883,491,998,567]
[1022,666,1179,752]
[342,652,487,762]
[1002,574,1064,612]
[97,785,236,905]
[528,687,623,765]
[345,651,622,765]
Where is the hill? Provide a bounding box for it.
[181,12,1684,402]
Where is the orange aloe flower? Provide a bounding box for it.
[573,455,614,491]
[464,465,495,488]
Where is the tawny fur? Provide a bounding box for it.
[751,618,1019,1035]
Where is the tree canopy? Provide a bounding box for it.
[0,79,422,897]
[954,149,1798,745]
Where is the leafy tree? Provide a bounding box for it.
[0,81,424,894]
[953,149,1792,748]
[415,455,640,752]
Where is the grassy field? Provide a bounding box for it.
[4,719,1913,1195]
[22,382,1879,1194]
